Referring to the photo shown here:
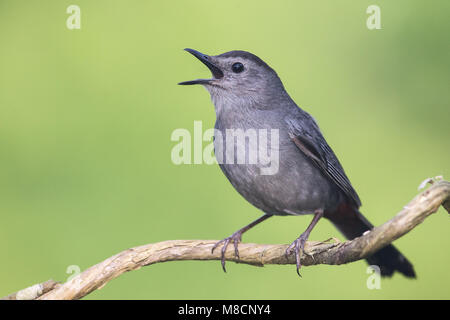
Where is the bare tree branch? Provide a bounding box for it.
[2,180,449,300]
[1,280,60,300]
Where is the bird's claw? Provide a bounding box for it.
[285,234,308,277]
[211,232,242,272]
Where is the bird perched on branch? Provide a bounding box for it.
[179,48,415,278]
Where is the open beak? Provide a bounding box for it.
[178,48,224,85]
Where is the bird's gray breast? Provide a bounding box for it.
[213,109,342,216]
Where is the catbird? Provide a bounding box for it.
[179,48,415,278]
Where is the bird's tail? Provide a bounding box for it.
[327,204,416,278]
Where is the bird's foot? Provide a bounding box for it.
[211,231,243,272]
[285,233,309,277]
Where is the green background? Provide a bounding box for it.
[0,0,449,299]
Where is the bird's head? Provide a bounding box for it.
[179,49,286,106]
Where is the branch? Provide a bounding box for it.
[3,180,449,300]
[1,280,60,300]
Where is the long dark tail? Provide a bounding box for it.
[327,205,416,278]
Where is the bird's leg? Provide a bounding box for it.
[286,209,324,276]
[212,214,272,272]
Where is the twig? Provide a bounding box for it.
[3,181,449,300]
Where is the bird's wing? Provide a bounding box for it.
[285,113,361,207]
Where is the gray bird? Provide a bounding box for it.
[179,48,415,278]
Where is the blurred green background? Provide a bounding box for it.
[0,0,449,299]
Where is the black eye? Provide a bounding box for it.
[232,62,244,73]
